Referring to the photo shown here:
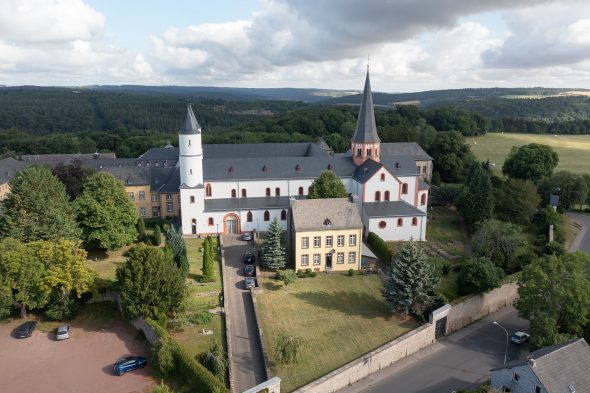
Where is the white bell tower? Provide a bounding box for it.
[178,105,205,236]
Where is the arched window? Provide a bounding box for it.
[281,210,287,221]
[384,191,390,201]
[208,217,214,226]
[375,191,381,201]
[420,193,426,205]
[242,189,247,198]
[298,186,304,195]
[275,187,280,196]
[192,219,196,224]
[231,189,237,198]
[397,218,403,227]
[247,211,253,222]
[412,217,418,226]
[264,211,270,221]
[205,183,212,197]
[402,183,408,194]
[380,173,385,181]
[266,187,271,197]
[378,221,387,229]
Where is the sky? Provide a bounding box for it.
[3,0,590,92]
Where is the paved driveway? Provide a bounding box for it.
[222,234,267,392]
[567,211,590,253]
[339,306,528,393]
[0,317,155,393]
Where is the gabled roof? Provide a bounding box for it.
[364,200,426,218]
[202,142,330,159]
[493,339,590,393]
[352,70,380,144]
[0,157,29,184]
[292,198,363,231]
[151,167,180,193]
[380,142,432,161]
[353,159,383,183]
[179,105,201,135]
[100,166,151,186]
[419,179,430,191]
[138,147,180,162]
[550,194,560,207]
[353,156,419,184]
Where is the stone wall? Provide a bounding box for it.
[250,288,273,380]
[219,235,236,393]
[131,317,160,345]
[446,283,519,334]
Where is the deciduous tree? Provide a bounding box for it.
[198,341,227,381]
[502,143,559,183]
[472,219,527,270]
[428,131,474,183]
[458,257,504,294]
[1,166,80,242]
[308,170,348,199]
[494,178,540,225]
[52,159,95,200]
[381,241,439,315]
[76,172,138,250]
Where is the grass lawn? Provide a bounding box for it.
[256,274,418,392]
[84,245,132,283]
[466,133,590,174]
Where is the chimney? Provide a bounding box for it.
[528,358,536,367]
[349,194,359,204]
[395,162,400,169]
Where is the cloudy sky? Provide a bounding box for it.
[2,0,590,91]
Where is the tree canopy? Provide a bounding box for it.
[428,131,474,183]
[472,219,527,270]
[494,178,540,225]
[456,162,494,229]
[308,170,348,199]
[1,165,80,242]
[502,143,559,183]
[458,257,504,295]
[52,159,95,200]
[116,244,185,319]
[76,172,138,250]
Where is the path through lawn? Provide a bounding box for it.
[256,274,418,392]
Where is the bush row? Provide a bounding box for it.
[367,232,393,263]
[145,318,229,393]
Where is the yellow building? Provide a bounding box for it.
[290,197,363,272]
[0,158,29,201]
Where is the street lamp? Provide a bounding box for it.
[493,321,509,365]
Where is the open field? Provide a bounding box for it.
[256,274,418,392]
[466,133,590,174]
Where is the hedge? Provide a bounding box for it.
[367,232,393,264]
[146,318,229,393]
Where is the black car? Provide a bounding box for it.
[244,264,255,277]
[15,321,37,338]
[243,252,255,265]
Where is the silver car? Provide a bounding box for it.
[245,277,255,289]
[56,324,71,341]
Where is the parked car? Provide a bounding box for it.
[510,331,530,344]
[242,232,252,241]
[113,356,147,376]
[245,277,256,289]
[15,321,37,339]
[56,324,71,341]
[244,264,255,277]
[243,252,255,265]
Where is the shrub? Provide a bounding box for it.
[152,382,173,393]
[296,269,306,278]
[276,269,297,285]
[191,310,213,325]
[153,225,162,246]
[197,341,227,382]
[347,269,355,276]
[44,293,79,321]
[458,257,505,295]
[441,262,451,276]
[310,271,318,277]
[152,336,177,377]
[543,241,566,256]
[305,268,312,276]
[273,331,304,364]
[367,232,393,264]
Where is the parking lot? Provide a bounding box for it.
[0,306,156,393]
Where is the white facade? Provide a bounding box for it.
[365,215,427,242]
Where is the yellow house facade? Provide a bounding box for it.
[290,197,363,272]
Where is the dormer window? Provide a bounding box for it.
[323,218,332,227]
[188,139,191,147]
[229,166,234,173]
[262,165,268,172]
[327,164,333,170]
[295,164,301,171]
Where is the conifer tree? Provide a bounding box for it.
[137,217,146,241]
[153,225,162,246]
[262,218,286,270]
[457,162,494,230]
[202,236,215,281]
[165,226,189,276]
[382,241,439,315]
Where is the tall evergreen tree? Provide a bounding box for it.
[202,236,215,280]
[165,226,189,275]
[76,172,138,250]
[457,162,494,230]
[262,218,286,270]
[1,166,80,242]
[308,170,348,199]
[381,241,439,315]
[137,217,146,241]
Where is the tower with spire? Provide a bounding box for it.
[351,68,380,166]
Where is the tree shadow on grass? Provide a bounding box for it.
[261,280,283,291]
[293,290,397,320]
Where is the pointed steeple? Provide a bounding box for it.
[352,69,380,143]
[179,104,201,135]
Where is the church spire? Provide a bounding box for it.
[351,69,380,165]
[179,104,201,135]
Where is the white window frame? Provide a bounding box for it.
[313,236,321,248]
[337,235,345,247]
[301,255,309,266]
[301,237,309,249]
[349,234,357,246]
[337,252,344,264]
[348,252,356,264]
[326,236,333,247]
[128,192,134,201]
[313,254,321,265]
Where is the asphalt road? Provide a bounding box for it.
[222,234,266,392]
[567,211,590,253]
[338,306,529,393]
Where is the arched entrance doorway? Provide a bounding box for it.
[191,219,197,235]
[223,213,240,234]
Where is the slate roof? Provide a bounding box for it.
[380,142,432,161]
[204,196,293,212]
[352,70,380,143]
[151,167,180,193]
[0,157,29,184]
[203,156,357,181]
[19,153,116,163]
[363,200,426,218]
[137,147,180,162]
[100,166,151,186]
[202,142,329,159]
[81,158,137,169]
[550,194,560,207]
[419,179,430,190]
[493,339,590,393]
[353,156,420,183]
[291,198,363,231]
[179,105,201,135]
